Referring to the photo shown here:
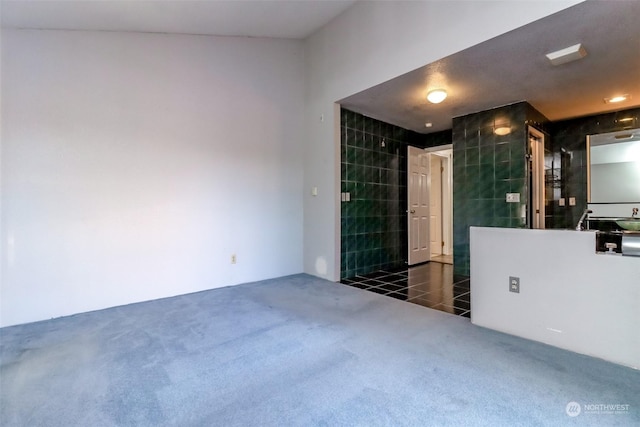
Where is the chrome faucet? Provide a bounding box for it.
[576,209,593,231]
[633,208,638,218]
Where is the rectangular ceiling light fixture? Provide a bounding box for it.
[546,43,587,66]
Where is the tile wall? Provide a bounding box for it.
[452,102,549,275]
[340,109,447,279]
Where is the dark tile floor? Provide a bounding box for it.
[340,262,471,318]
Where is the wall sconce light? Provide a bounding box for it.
[427,89,447,104]
[494,126,511,136]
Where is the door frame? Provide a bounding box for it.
[528,127,545,229]
[429,154,444,256]
[425,145,453,255]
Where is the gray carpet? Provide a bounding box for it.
[1,274,638,426]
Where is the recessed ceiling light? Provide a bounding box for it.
[427,89,447,104]
[604,94,629,104]
[545,43,587,66]
[425,122,433,128]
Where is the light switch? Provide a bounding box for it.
[345,192,351,202]
[506,193,520,203]
[312,187,318,196]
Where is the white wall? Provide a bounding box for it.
[470,227,640,369]
[1,29,305,327]
[302,0,583,281]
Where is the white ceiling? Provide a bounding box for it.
[341,1,640,133]
[0,0,356,39]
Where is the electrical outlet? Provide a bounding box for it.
[509,276,520,293]
[231,254,237,264]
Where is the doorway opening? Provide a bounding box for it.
[428,147,453,264]
[407,145,453,266]
[528,127,546,229]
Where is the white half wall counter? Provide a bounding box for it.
[470,227,640,369]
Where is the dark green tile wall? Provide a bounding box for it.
[452,102,539,275]
[340,109,442,279]
[414,129,453,149]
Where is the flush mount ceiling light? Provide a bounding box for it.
[425,122,433,128]
[427,89,447,104]
[494,126,511,136]
[604,94,629,104]
[545,43,587,66]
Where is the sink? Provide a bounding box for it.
[616,220,640,231]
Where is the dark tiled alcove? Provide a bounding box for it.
[341,105,639,279]
[340,109,410,278]
[340,109,448,279]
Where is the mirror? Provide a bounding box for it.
[587,128,640,203]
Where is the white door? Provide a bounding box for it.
[529,127,545,229]
[408,146,430,265]
[429,155,443,256]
